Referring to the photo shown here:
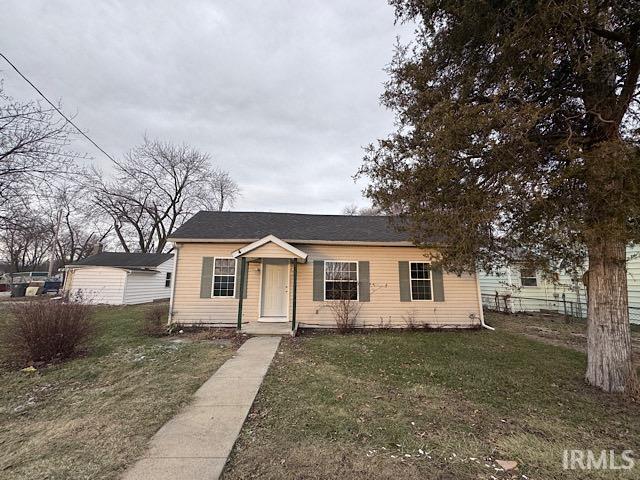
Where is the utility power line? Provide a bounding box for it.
[0,51,117,163]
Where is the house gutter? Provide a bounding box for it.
[475,270,494,330]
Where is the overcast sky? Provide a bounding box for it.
[1,1,412,213]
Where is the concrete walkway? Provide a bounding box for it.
[122,336,281,480]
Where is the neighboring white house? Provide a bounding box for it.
[479,245,640,323]
[63,252,174,305]
[479,264,585,316]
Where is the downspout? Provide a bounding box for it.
[122,269,129,305]
[61,267,72,292]
[475,270,494,330]
[236,257,247,331]
[291,258,298,336]
[168,243,180,325]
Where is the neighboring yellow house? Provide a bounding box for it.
[168,212,486,334]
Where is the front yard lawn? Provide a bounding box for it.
[0,303,236,480]
[223,318,640,479]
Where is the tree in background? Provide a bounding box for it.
[52,202,111,268]
[0,79,90,273]
[45,183,112,269]
[0,82,79,218]
[0,183,112,273]
[206,169,240,212]
[90,137,239,253]
[0,201,50,272]
[360,1,640,393]
[342,203,381,216]
[0,78,239,271]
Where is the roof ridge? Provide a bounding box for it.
[196,211,393,218]
[70,251,174,268]
[97,251,171,255]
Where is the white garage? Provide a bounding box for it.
[64,252,174,305]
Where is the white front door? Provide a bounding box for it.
[261,259,288,319]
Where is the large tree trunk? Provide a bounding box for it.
[586,239,637,393]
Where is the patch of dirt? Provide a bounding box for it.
[166,326,247,347]
[488,312,640,365]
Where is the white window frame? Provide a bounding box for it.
[409,261,434,302]
[323,260,359,301]
[165,272,172,288]
[519,268,538,288]
[211,257,237,298]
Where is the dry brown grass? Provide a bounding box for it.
[170,325,248,347]
[0,304,235,480]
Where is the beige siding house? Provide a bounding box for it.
[168,212,485,333]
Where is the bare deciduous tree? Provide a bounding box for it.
[46,184,112,268]
[342,204,360,216]
[0,201,50,272]
[342,203,381,216]
[0,79,88,274]
[0,81,79,221]
[90,137,238,253]
[0,182,113,274]
[205,169,240,211]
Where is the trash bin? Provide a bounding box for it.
[10,283,28,297]
[43,280,62,294]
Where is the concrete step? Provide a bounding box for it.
[242,321,291,336]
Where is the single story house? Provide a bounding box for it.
[167,211,486,333]
[63,252,174,305]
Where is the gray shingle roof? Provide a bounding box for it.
[70,252,173,268]
[169,211,412,242]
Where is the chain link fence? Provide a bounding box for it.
[482,293,640,325]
